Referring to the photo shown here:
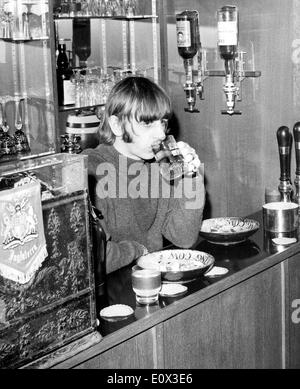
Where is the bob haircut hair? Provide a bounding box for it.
[99,76,172,144]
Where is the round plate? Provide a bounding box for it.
[137,249,215,283]
[199,217,260,245]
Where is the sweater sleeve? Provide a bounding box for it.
[105,240,148,274]
[161,173,205,248]
[93,180,148,274]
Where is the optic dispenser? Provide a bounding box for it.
[217,5,239,114]
[175,6,261,115]
[176,10,201,112]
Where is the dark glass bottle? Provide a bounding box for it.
[90,203,107,310]
[176,10,201,60]
[73,18,91,68]
[57,43,74,106]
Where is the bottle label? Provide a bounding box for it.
[63,80,75,105]
[176,20,191,47]
[217,21,238,46]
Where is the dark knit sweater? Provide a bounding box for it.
[83,144,205,273]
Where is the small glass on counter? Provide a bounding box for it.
[131,268,161,305]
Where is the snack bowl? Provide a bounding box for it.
[137,249,215,283]
[199,217,260,245]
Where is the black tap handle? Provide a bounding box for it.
[289,128,293,180]
[276,126,291,181]
[293,122,300,175]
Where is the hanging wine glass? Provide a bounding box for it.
[13,96,30,153]
[1,3,13,39]
[0,96,16,156]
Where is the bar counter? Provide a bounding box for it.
[24,210,300,369]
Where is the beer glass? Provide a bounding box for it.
[152,135,187,181]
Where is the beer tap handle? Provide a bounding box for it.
[277,126,292,182]
[289,127,293,180]
[293,122,300,176]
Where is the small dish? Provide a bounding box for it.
[205,266,229,277]
[99,304,134,322]
[159,283,187,297]
[272,237,297,246]
[199,217,260,245]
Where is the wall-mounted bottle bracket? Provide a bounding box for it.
[176,7,262,115]
[198,49,262,115]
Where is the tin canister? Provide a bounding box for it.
[262,202,299,233]
[66,113,100,150]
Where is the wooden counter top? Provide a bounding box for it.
[24,210,300,369]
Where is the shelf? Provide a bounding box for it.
[54,15,157,20]
[0,37,50,42]
[0,150,56,166]
[59,103,105,112]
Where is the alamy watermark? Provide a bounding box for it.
[291,299,300,324]
[95,155,204,210]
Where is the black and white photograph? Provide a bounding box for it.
[0,0,299,375]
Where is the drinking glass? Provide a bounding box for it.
[23,2,38,39]
[152,135,187,181]
[99,73,114,103]
[87,0,98,16]
[132,269,161,305]
[1,1,13,39]
[124,0,136,16]
[112,0,123,16]
[11,0,25,40]
[265,187,281,204]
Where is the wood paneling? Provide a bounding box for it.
[75,325,163,369]
[163,264,283,368]
[49,250,300,369]
[287,254,300,368]
[163,0,298,218]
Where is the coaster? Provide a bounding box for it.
[272,237,297,246]
[159,283,187,297]
[100,304,134,321]
[205,266,229,277]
